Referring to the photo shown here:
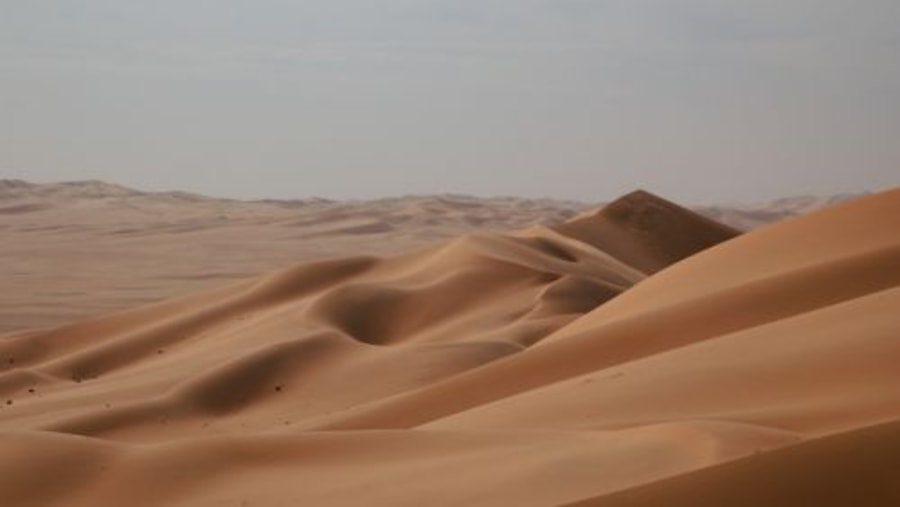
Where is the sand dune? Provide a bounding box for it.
[0,179,856,332]
[0,180,584,332]
[550,190,740,274]
[1,185,897,506]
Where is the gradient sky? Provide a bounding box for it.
[2,1,898,203]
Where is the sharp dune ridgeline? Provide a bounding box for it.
[1,186,898,506]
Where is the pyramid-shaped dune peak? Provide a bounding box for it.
[574,187,900,325]
[551,189,740,274]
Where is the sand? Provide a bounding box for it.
[0,179,854,332]
[0,182,897,506]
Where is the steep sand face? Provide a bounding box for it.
[571,187,900,325]
[551,190,740,274]
[0,188,898,506]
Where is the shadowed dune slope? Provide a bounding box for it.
[563,186,900,328]
[1,189,898,506]
[551,190,740,274]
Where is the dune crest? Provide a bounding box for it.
[0,179,857,332]
[551,189,740,273]
[1,188,898,506]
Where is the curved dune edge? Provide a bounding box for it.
[563,419,900,507]
[1,189,898,506]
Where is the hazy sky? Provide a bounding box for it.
[2,1,898,203]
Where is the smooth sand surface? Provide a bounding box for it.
[1,183,897,506]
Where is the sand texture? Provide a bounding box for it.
[1,184,897,506]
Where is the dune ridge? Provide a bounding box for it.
[551,190,740,274]
[0,179,858,332]
[1,187,898,506]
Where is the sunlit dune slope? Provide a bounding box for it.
[565,419,900,507]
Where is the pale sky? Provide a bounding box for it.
[2,1,898,203]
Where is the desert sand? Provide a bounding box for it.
[1,182,897,506]
[0,179,854,332]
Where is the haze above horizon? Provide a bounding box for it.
[2,1,898,204]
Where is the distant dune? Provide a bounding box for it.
[0,182,896,506]
[0,180,858,331]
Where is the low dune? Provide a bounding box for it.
[0,184,897,506]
